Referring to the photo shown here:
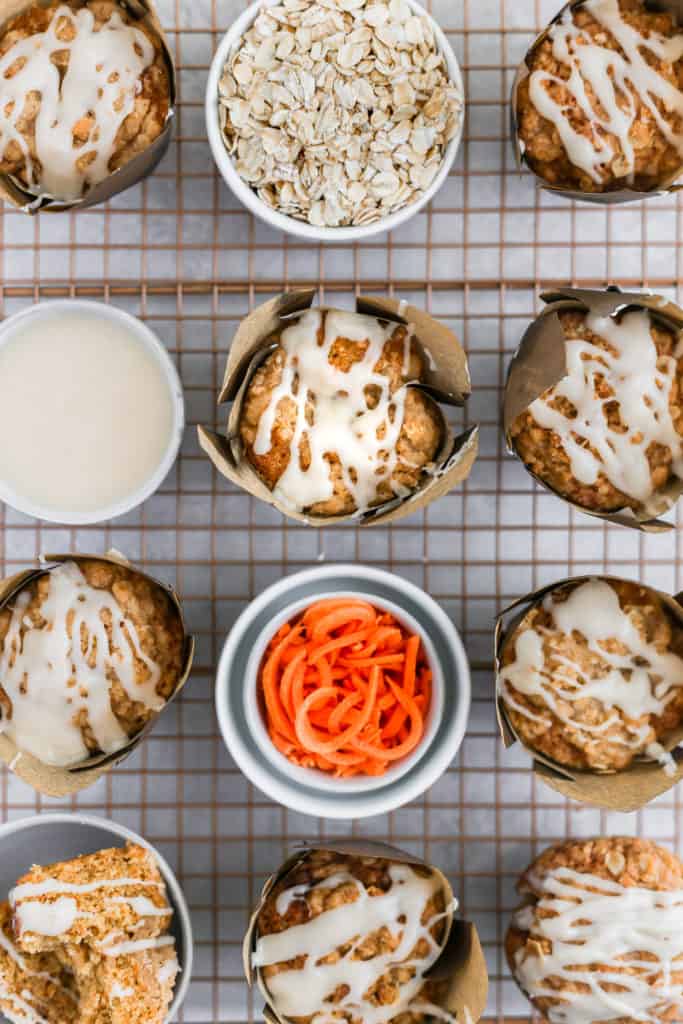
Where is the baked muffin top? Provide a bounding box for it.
[510,307,683,514]
[517,0,683,192]
[255,849,450,1024]
[0,559,184,767]
[498,577,683,772]
[0,0,170,200]
[506,837,683,1024]
[238,309,443,517]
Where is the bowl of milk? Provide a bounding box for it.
[0,300,184,524]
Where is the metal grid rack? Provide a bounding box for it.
[2,0,683,1021]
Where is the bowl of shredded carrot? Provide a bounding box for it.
[247,594,441,789]
[215,564,470,819]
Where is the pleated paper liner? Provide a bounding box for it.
[510,0,683,204]
[0,551,194,797]
[198,290,479,528]
[0,0,176,212]
[503,286,683,531]
[243,840,489,1024]
[494,574,683,812]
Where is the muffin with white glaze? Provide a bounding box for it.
[0,0,171,201]
[509,306,683,515]
[516,0,683,193]
[253,849,454,1024]
[0,558,185,769]
[238,309,443,517]
[497,576,683,773]
[507,837,683,1024]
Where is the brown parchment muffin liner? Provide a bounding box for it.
[198,290,479,528]
[0,0,176,212]
[0,551,194,797]
[511,0,683,203]
[503,286,683,531]
[494,574,683,812]
[243,840,489,1024]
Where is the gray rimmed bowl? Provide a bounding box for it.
[215,564,471,819]
[0,813,192,1023]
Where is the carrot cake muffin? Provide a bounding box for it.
[498,577,683,772]
[0,559,185,768]
[516,0,683,192]
[0,900,78,1024]
[506,837,683,1024]
[0,0,170,201]
[239,309,443,517]
[254,849,452,1024]
[509,307,683,514]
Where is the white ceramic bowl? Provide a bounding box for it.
[205,0,465,242]
[216,565,471,818]
[0,813,193,1024]
[0,300,185,525]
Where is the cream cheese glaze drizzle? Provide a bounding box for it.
[10,868,169,940]
[513,865,683,1024]
[254,863,456,1024]
[0,561,164,767]
[252,309,415,513]
[528,0,683,184]
[499,578,683,750]
[0,4,155,199]
[528,309,683,504]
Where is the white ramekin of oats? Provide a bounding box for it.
[205,0,464,241]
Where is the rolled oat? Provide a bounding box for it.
[217,0,463,228]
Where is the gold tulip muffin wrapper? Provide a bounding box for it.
[494,573,683,812]
[0,0,176,212]
[0,550,194,796]
[510,0,683,204]
[242,840,489,1024]
[503,286,683,531]
[198,290,478,527]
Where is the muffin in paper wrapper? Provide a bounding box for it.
[0,0,176,212]
[510,0,683,204]
[243,840,489,1024]
[0,551,194,797]
[503,286,683,531]
[494,574,683,812]
[198,290,478,528]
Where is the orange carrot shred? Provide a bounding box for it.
[258,598,431,779]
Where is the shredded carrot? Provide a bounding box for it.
[258,598,431,778]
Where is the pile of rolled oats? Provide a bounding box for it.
[217,0,463,228]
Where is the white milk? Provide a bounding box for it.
[0,307,176,520]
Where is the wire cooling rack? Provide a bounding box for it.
[2,0,683,1021]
